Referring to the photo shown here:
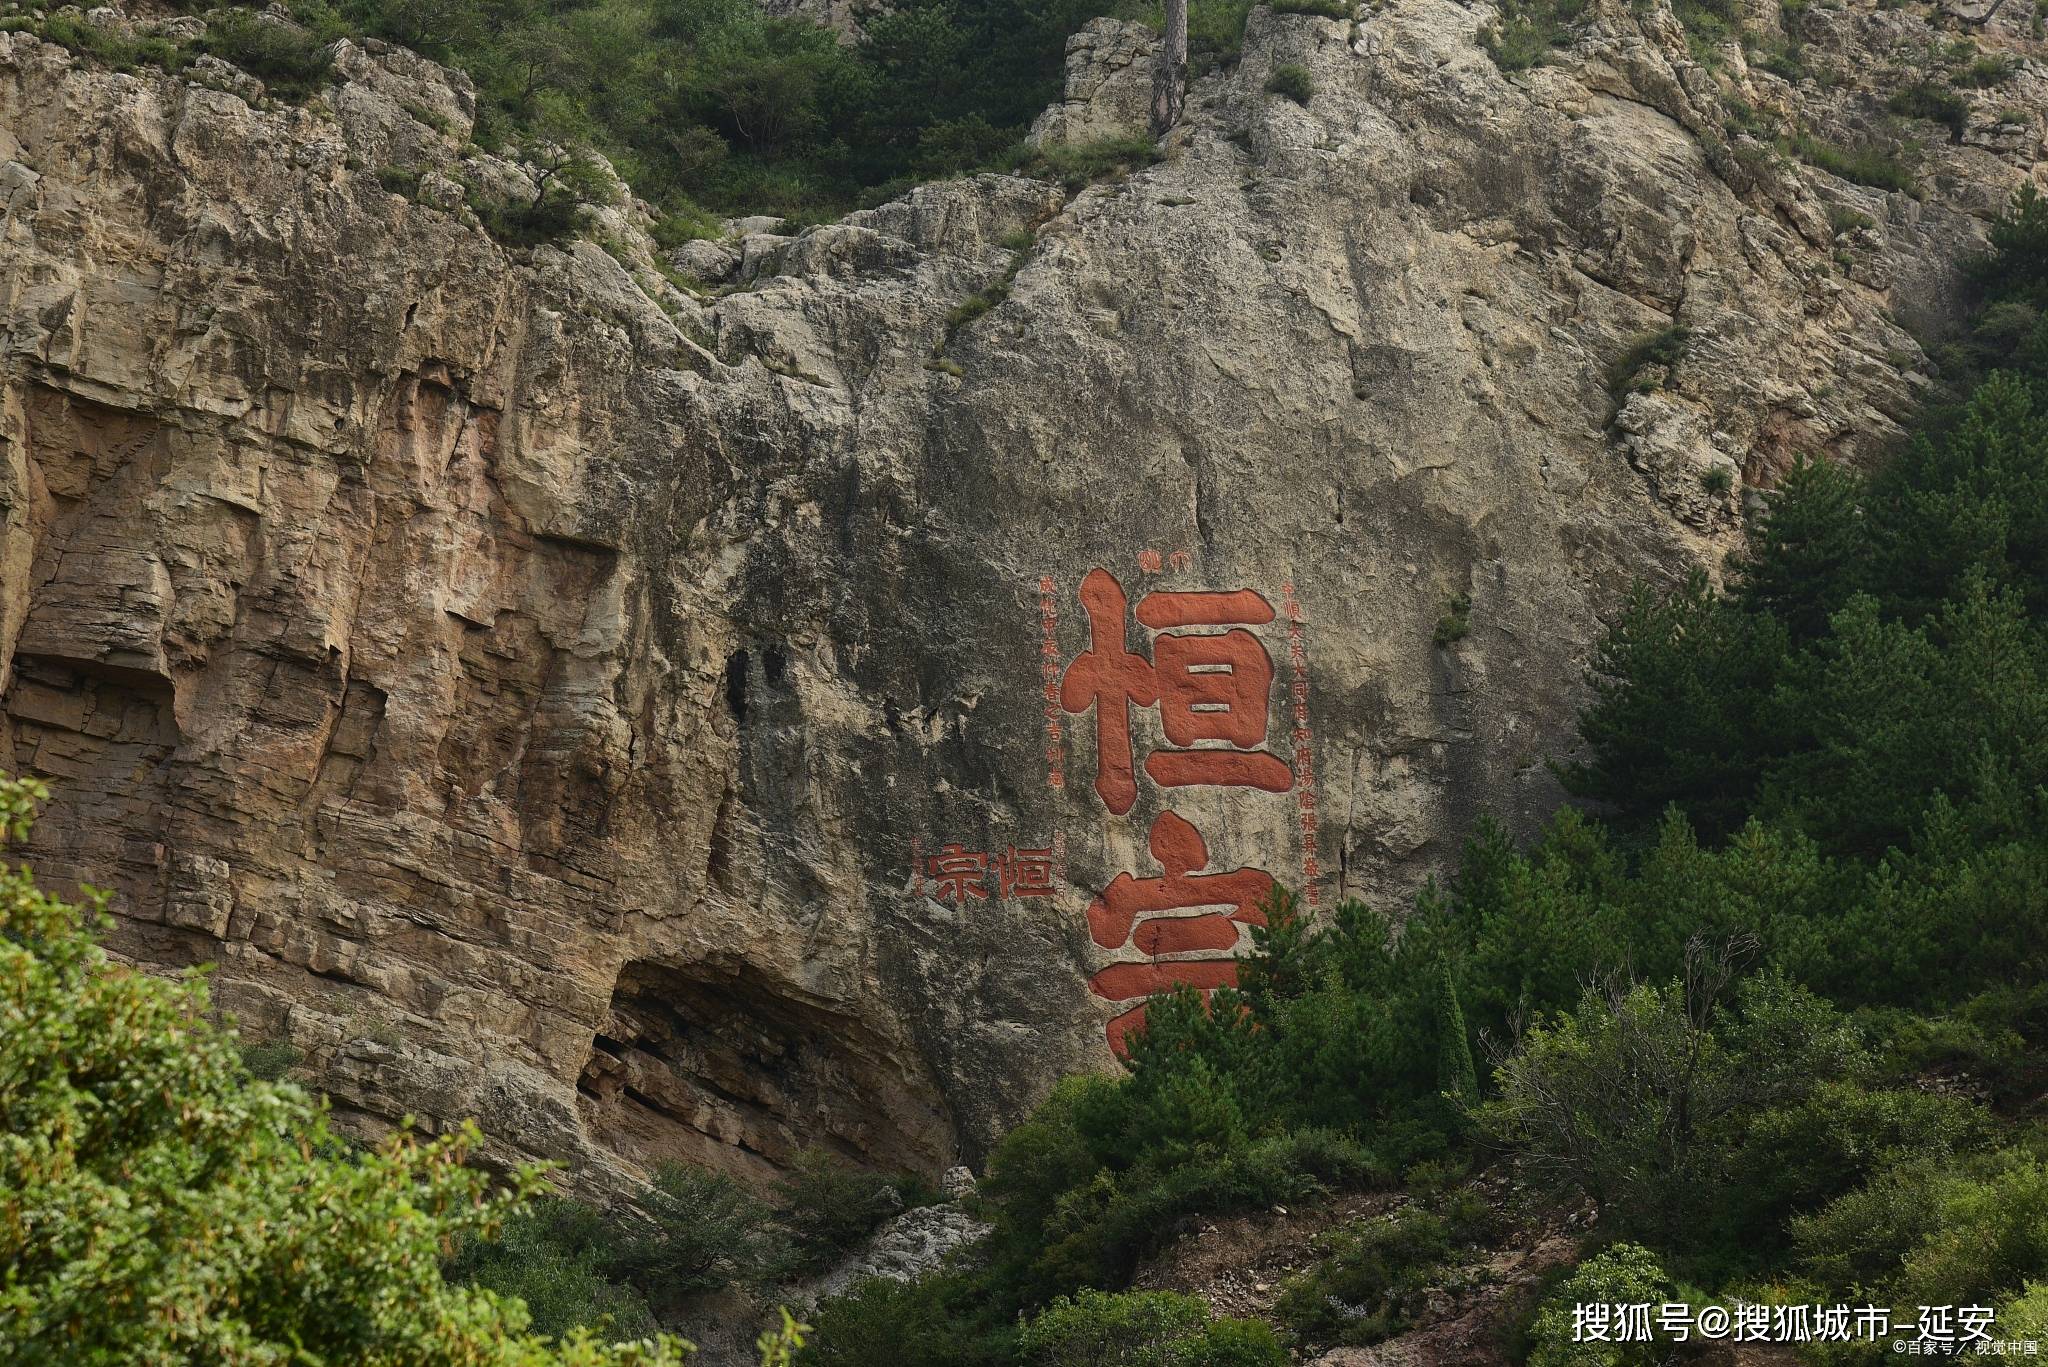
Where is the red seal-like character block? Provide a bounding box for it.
[1058,569,1292,815]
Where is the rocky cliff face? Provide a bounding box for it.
[0,0,2038,1189]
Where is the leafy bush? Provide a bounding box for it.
[1606,325,1690,398]
[0,772,689,1365]
[1792,134,1916,194]
[1276,1198,1497,1347]
[1525,1244,1672,1367]
[17,9,194,73]
[771,1147,912,1277]
[615,1161,780,1296]
[1270,0,1354,16]
[448,1200,662,1342]
[1795,1154,2048,1312]
[800,1274,1014,1367]
[1433,593,1472,645]
[237,1036,304,1080]
[1479,0,1588,72]
[1264,64,1314,105]
[1018,1289,1285,1367]
[1481,967,1874,1247]
[1887,80,1969,138]
[200,7,338,99]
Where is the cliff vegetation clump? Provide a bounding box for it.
[0,0,1296,227]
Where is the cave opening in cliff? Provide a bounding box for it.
[723,649,749,723]
[576,957,953,1186]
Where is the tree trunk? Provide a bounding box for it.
[1151,0,1188,136]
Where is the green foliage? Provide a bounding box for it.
[759,1309,813,1367]
[1794,1153,2048,1313]
[0,772,690,1365]
[237,1035,304,1080]
[1018,1289,1285,1366]
[616,1161,779,1296]
[771,1147,913,1278]
[378,164,424,198]
[1887,80,1969,138]
[1269,0,1354,15]
[1606,325,1690,399]
[1264,63,1314,105]
[1276,1195,1499,1347]
[1791,134,1917,195]
[799,1273,1015,1367]
[1958,55,2015,86]
[1434,968,1479,1112]
[1481,968,1867,1246]
[447,1200,662,1341]
[199,6,340,99]
[1433,593,1471,646]
[14,8,195,74]
[342,0,1159,218]
[26,0,1173,220]
[448,1144,929,1342]
[1010,136,1163,192]
[1478,0,1587,71]
[1526,1244,1671,1367]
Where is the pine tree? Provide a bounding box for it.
[1436,967,1480,1111]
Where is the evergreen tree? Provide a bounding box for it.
[1434,968,1480,1113]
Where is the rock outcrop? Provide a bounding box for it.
[0,0,2040,1188]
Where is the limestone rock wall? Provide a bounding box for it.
[0,0,2039,1187]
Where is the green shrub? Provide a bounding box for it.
[1013,136,1163,191]
[1792,134,1916,194]
[1701,465,1734,496]
[1265,63,1314,105]
[1887,81,1970,137]
[1270,0,1354,15]
[1275,1200,1496,1347]
[1480,971,1868,1248]
[201,8,338,100]
[236,1036,303,1080]
[1019,1289,1285,1367]
[771,1147,911,1277]
[800,1274,1013,1367]
[1958,55,2015,86]
[1478,0,1588,72]
[448,1200,660,1342]
[0,772,690,1365]
[1433,593,1472,646]
[1526,1244,1672,1367]
[1606,325,1690,398]
[614,1161,779,1296]
[378,164,424,198]
[1796,1155,2048,1308]
[26,10,194,74]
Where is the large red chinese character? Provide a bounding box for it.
[1085,811,1276,1057]
[926,845,989,901]
[1058,569,1291,815]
